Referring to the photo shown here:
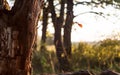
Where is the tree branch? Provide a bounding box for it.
[74,0,120,8]
[48,0,57,26]
[74,11,105,18]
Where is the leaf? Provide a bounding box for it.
[74,22,83,28]
[78,23,83,28]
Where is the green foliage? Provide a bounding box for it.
[71,38,120,71]
[32,48,59,74]
[114,0,120,3]
[32,50,46,74]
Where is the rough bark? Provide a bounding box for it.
[0,0,43,75]
[64,0,74,58]
[49,0,71,72]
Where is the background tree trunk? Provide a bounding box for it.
[64,0,74,58]
[0,0,43,75]
[40,4,49,52]
[39,3,49,72]
[49,0,71,72]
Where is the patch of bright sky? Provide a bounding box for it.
[71,4,120,42]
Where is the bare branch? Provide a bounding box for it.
[74,0,120,8]
[74,11,105,18]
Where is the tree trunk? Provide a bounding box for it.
[40,4,49,52]
[54,19,71,72]
[39,4,49,72]
[64,0,74,58]
[49,0,71,72]
[0,0,43,75]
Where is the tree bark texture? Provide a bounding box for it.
[0,0,43,75]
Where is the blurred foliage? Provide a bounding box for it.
[72,38,120,72]
[32,46,60,75]
[114,0,120,3]
[32,38,120,74]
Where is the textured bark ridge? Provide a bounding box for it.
[0,12,9,75]
[0,0,43,75]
